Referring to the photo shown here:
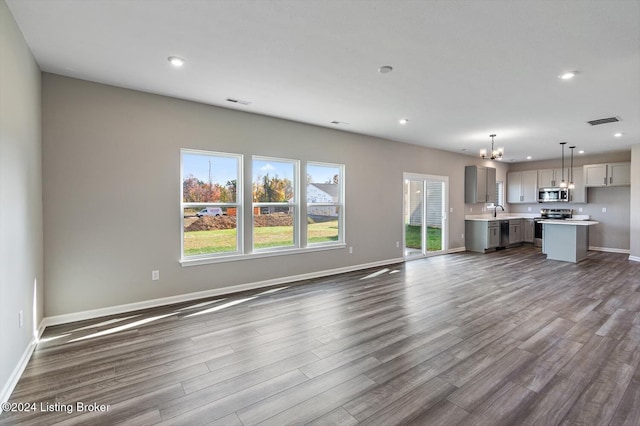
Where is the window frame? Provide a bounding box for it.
[251,155,300,252]
[486,180,504,209]
[179,151,346,267]
[306,161,345,247]
[180,149,243,260]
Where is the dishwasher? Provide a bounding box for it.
[500,220,509,248]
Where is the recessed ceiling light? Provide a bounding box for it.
[168,56,185,67]
[526,156,532,160]
[378,65,393,74]
[559,71,577,80]
[399,118,408,125]
[579,150,585,154]
[614,132,623,137]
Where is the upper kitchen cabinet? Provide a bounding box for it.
[584,162,631,187]
[465,165,496,204]
[507,170,537,203]
[538,168,569,187]
[569,166,587,203]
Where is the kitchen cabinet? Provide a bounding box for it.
[538,168,570,188]
[508,219,522,245]
[465,166,496,204]
[465,220,500,253]
[507,170,537,203]
[584,162,631,187]
[568,166,587,203]
[523,219,534,243]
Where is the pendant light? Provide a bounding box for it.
[568,146,576,189]
[480,134,504,160]
[559,142,567,188]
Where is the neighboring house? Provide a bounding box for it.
[307,183,339,217]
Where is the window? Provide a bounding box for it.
[252,157,298,251]
[307,162,344,245]
[180,150,345,265]
[181,150,242,258]
[487,181,504,208]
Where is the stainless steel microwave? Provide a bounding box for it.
[538,187,568,203]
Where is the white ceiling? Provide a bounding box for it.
[6,0,640,162]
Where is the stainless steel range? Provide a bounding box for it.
[534,208,572,247]
[541,208,573,220]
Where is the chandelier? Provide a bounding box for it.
[480,134,504,160]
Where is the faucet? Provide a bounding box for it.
[494,204,504,218]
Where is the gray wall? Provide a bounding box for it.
[631,144,640,260]
[0,0,43,399]
[508,151,632,250]
[42,73,489,317]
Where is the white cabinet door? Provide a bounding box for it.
[538,169,555,187]
[584,163,630,187]
[521,170,538,203]
[486,167,497,203]
[507,170,537,204]
[507,172,523,203]
[523,220,534,243]
[584,164,608,187]
[509,220,522,244]
[609,162,631,186]
[487,225,500,248]
[569,166,587,203]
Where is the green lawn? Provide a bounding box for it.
[184,220,339,256]
[405,224,442,252]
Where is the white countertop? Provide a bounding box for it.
[541,220,599,226]
[465,214,539,221]
[465,214,592,222]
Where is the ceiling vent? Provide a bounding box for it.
[226,98,251,106]
[587,116,620,126]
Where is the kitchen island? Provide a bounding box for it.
[542,220,599,263]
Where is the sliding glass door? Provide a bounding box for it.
[403,173,448,259]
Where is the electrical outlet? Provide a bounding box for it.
[579,207,583,212]
[527,207,531,212]
[449,207,453,213]
[348,247,353,254]
[152,270,160,281]
[396,241,400,248]
[470,207,473,212]
[602,207,607,213]
[19,310,23,328]
[461,233,464,239]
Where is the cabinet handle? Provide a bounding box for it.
[610,176,612,184]
[604,177,607,185]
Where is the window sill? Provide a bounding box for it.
[180,243,347,267]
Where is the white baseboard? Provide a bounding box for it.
[629,255,640,262]
[42,257,405,327]
[589,246,631,254]
[1,322,45,406]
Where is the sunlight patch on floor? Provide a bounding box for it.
[184,296,258,318]
[68,312,176,342]
[360,268,390,280]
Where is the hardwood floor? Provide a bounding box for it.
[2,246,639,425]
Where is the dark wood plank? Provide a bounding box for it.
[4,247,640,425]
